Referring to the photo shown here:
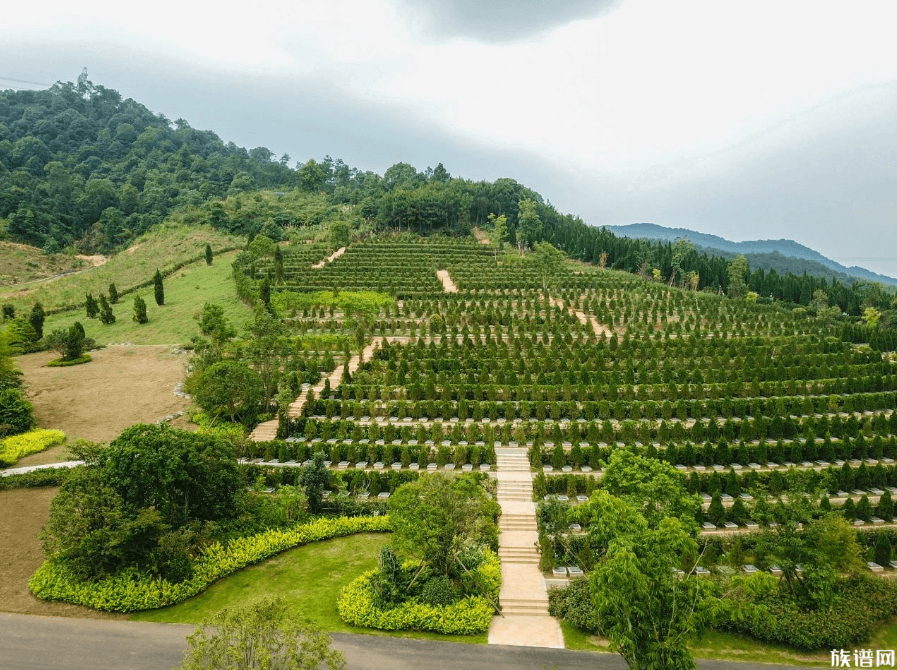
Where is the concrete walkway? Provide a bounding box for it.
[0,460,83,477]
[489,448,564,648]
[249,337,386,442]
[311,246,346,269]
[437,269,459,293]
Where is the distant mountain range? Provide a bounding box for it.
[604,223,897,288]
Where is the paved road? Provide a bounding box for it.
[0,613,804,670]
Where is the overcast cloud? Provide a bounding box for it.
[2,0,896,276]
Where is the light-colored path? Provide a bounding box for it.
[311,246,346,269]
[437,269,458,293]
[549,296,612,338]
[250,337,388,442]
[489,448,564,648]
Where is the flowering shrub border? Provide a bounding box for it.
[30,515,391,612]
[0,429,66,467]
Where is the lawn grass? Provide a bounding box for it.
[0,223,244,313]
[40,251,252,345]
[130,533,487,645]
[562,620,897,667]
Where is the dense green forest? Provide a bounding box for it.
[2,75,894,319]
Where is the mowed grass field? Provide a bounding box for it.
[0,223,244,314]
[131,533,487,644]
[40,250,252,345]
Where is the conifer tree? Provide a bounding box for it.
[205,243,213,266]
[108,282,118,304]
[98,294,116,324]
[133,295,148,324]
[274,245,284,284]
[153,269,165,306]
[29,302,45,339]
[85,293,99,319]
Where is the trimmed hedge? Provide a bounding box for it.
[46,354,92,367]
[336,551,500,635]
[30,515,391,612]
[0,429,66,467]
[718,574,897,650]
[0,467,74,490]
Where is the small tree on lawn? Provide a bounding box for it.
[175,597,345,670]
[133,295,148,324]
[153,269,164,306]
[204,243,213,266]
[98,294,116,325]
[85,293,99,319]
[108,282,118,304]
[46,323,85,362]
[29,302,45,339]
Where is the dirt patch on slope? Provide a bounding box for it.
[0,487,124,619]
[16,346,191,445]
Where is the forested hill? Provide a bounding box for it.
[2,76,895,318]
[0,74,298,252]
[605,223,897,287]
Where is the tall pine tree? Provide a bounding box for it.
[205,244,213,266]
[153,269,165,306]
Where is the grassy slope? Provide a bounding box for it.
[0,223,244,313]
[41,251,252,345]
[0,242,89,287]
[130,533,487,644]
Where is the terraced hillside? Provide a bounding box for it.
[226,232,897,656]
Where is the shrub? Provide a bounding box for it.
[30,515,390,612]
[336,550,499,635]
[0,429,65,466]
[719,574,897,650]
[0,388,35,438]
[548,577,601,634]
[46,355,92,367]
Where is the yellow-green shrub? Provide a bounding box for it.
[336,550,500,635]
[30,515,390,612]
[0,429,66,466]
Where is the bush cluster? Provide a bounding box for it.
[30,515,390,612]
[336,550,500,635]
[0,429,65,467]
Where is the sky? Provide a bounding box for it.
[2,0,896,275]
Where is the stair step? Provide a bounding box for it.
[502,606,550,615]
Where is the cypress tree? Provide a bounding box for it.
[108,282,118,304]
[874,532,892,566]
[274,245,284,284]
[133,295,148,324]
[29,302,45,339]
[153,269,164,306]
[85,293,99,319]
[98,294,116,325]
[260,277,271,307]
[205,243,213,266]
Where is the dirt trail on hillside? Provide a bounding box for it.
[312,246,345,269]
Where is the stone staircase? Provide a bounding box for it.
[489,449,563,647]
